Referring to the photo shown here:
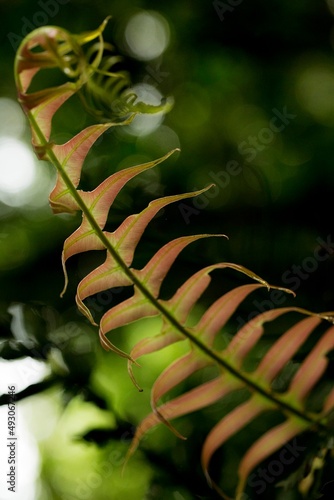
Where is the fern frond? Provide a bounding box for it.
[15,21,334,499]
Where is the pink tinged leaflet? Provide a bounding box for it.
[126,375,241,465]
[150,350,210,411]
[235,419,308,500]
[93,190,213,328]
[255,315,322,382]
[226,306,299,364]
[50,123,114,214]
[201,396,274,485]
[149,350,210,438]
[150,283,275,379]
[128,263,270,365]
[127,266,221,371]
[133,234,226,296]
[61,150,180,296]
[98,234,217,350]
[16,27,62,92]
[19,84,76,149]
[195,283,266,347]
[288,325,334,402]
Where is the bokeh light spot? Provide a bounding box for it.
[124,84,165,136]
[125,11,170,61]
[0,138,54,208]
[296,60,334,125]
[0,138,36,195]
[0,98,26,138]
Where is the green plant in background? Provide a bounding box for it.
[13,18,334,500]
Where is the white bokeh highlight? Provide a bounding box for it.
[0,138,36,196]
[0,359,50,500]
[125,11,170,61]
[125,83,165,136]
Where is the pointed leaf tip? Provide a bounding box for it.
[153,407,187,441]
[127,359,143,391]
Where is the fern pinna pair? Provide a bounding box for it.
[14,18,334,499]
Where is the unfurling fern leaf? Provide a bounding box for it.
[15,20,334,499]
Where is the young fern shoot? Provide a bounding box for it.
[15,19,334,499]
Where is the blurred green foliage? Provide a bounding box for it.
[1,0,334,499]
